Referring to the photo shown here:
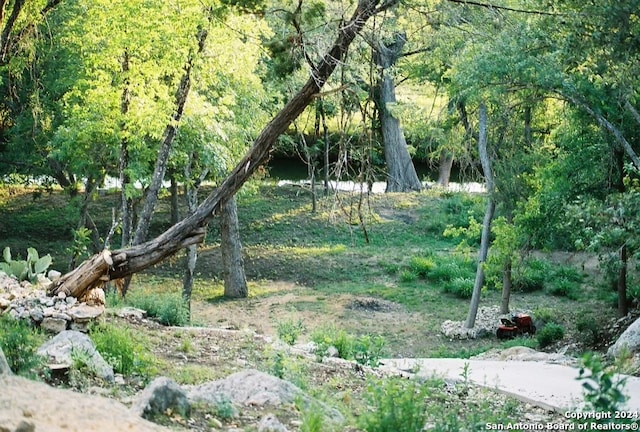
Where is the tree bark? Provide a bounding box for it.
[373,32,422,193]
[465,102,495,329]
[170,171,180,225]
[48,0,391,298]
[221,196,247,298]
[132,28,208,246]
[617,244,628,318]
[119,49,133,247]
[436,150,453,187]
[500,257,512,314]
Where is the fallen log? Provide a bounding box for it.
[47,0,393,299]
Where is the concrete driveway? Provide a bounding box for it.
[380,358,640,412]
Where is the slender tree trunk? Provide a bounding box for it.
[373,32,422,193]
[500,258,512,314]
[221,196,247,298]
[48,0,395,298]
[0,0,26,63]
[119,49,133,248]
[436,150,453,187]
[170,171,180,225]
[465,103,495,329]
[617,244,628,317]
[132,28,208,245]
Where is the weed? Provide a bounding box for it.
[90,323,155,378]
[352,335,386,367]
[442,277,474,298]
[536,323,564,348]
[399,270,418,282]
[126,290,189,326]
[301,408,325,432]
[0,315,45,377]
[358,377,428,432]
[212,396,237,421]
[276,318,305,345]
[547,277,581,300]
[578,353,628,420]
[575,311,606,348]
[513,259,549,292]
[311,326,386,366]
[409,256,436,277]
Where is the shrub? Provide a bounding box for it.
[277,318,305,345]
[399,270,418,282]
[578,353,628,417]
[547,277,581,300]
[126,290,189,326]
[90,323,155,378]
[532,307,558,324]
[358,377,428,432]
[353,335,386,367]
[409,256,436,277]
[443,277,474,299]
[575,311,606,348]
[536,323,564,348]
[0,315,45,377]
[311,326,386,366]
[513,259,549,292]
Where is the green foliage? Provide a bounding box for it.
[512,259,548,292]
[428,255,475,283]
[0,246,52,283]
[311,326,386,367]
[578,353,628,419]
[409,256,436,277]
[536,323,565,348]
[358,377,428,432]
[532,307,559,325]
[266,349,309,389]
[276,318,305,345]
[546,277,581,300]
[212,396,236,421]
[89,323,155,378]
[0,315,45,377]
[126,290,190,326]
[575,311,607,348]
[399,269,418,283]
[442,277,474,299]
[301,408,325,432]
[501,337,538,350]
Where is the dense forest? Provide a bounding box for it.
[1,0,639,320]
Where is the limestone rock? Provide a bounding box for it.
[67,304,105,323]
[258,414,289,432]
[41,317,68,333]
[80,287,105,306]
[0,346,11,375]
[186,369,343,423]
[131,377,190,420]
[36,330,114,382]
[608,317,640,358]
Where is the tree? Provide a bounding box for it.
[47,0,399,298]
[221,197,248,298]
[465,102,493,329]
[372,32,422,192]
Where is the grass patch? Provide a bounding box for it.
[90,322,156,379]
[126,289,190,326]
[0,314,45,377]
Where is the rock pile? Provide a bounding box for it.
[0,272,105,332]
[440,306,531,340]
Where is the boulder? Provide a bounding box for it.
[186,369,343,423]
[608,317,640,359]
[258,413,289,432]
[41,317,68,333]
[0,346,11,375]
[131,377,190,421]
[36,330,114,382]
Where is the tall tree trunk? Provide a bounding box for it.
[182,155,208,319]
[48,0,396,298]
[373,32,422,193]
[132,28,208,246]
[500,257,512,314]
[617,244,628,317]
[436,150,453,187]
[465,102,495,329]
[221,196,247,299]
[119,49,133,247]
[170,170,180,225]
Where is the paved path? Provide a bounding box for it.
[380,358,640,412]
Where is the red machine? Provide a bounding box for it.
[496,313,536,339]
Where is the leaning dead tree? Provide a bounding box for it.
[48,0,397,299]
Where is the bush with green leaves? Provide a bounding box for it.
[442,277,474,298]
[546,277,581,300]
[358,377,428,432]
[311,326,386,366]
[513,259,549,292]
[277,318,305,345]
[409,256,436,277]
[578,353,629,421]
[0,315,45,377]
[0,246,52,283]
[536,323,564,348]
[126,290,189,326]
[90,323,155,378]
